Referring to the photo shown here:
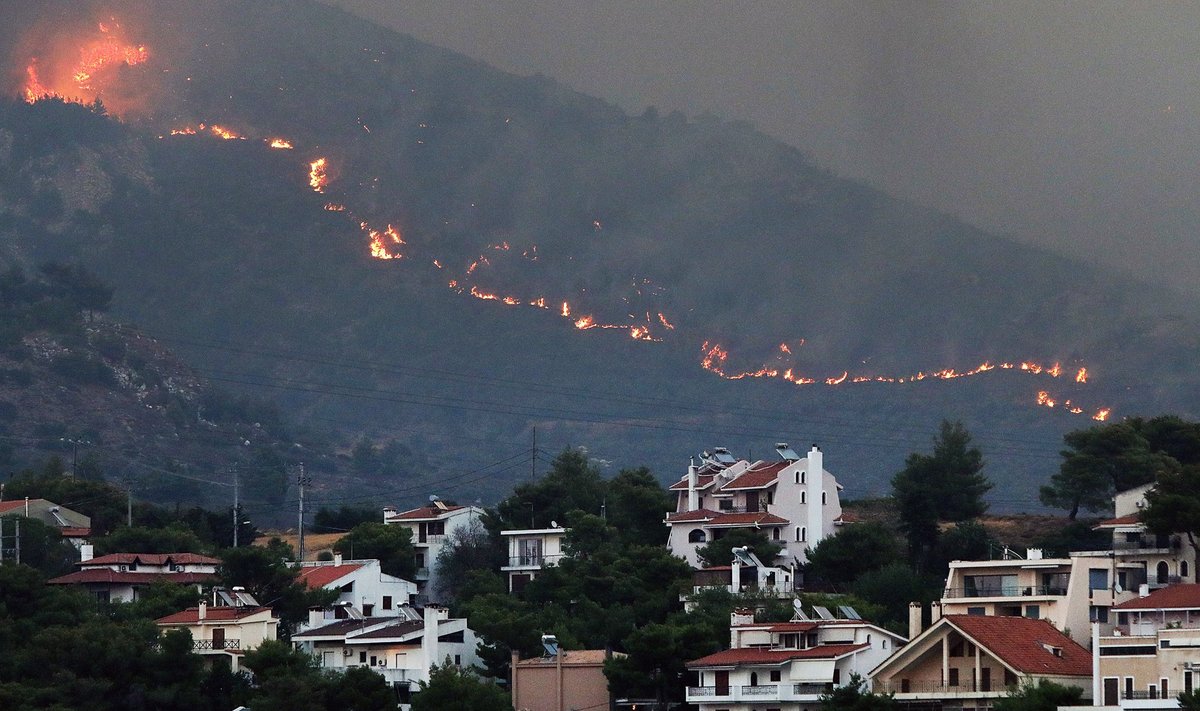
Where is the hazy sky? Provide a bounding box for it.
[323,1,1200,298]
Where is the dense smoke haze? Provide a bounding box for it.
[324,0,1200,300]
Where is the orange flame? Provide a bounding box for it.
[268,138,294,149]
[24,22,149,111]
[323,203,346,212]
[1093,408,1111,422]
[1075,367,1088,383]
[561,302,571,318]
[658,312,675,330]
[309,158,328,193]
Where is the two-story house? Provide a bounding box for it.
[1090,583,1200,707]
[48,550,220,603]
[666,444,845,568]
[156,596,277,673]
[870,614,1092,709]
[686,606,905,710]
[293,603,482,709]
[0,498,92,551]
[294,555,418,630]
[499,525,567,593]
[383,500,484,601]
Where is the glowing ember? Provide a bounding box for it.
[562,302,571,318]
[657,313,675,330]
[309,158,328,192]
[779,343,792,354]
[1075,367,1088,383]
[323,203,346,212]
[1093,408,1111,422]
[209,125,243,140]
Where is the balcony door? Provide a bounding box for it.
[714,670,729,696]
[212,627,225,648]
[519,538,542,566]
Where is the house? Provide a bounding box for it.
[870,614,1092,709]
[1088,583,1200,707]
[293,604,482,709]
[383,500,484,601]
[1086,484,1196,590]
[512,640,617,711]
[938,548,1140,645]
[685,606,904,710]
[499,525,567,592]
[686,547,796,610]
[155,596,277,673]
[294,555,418,630]
[665,444,845,569]
[47,550,219,603]
[0,498,91,550]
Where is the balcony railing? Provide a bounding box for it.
[875,680,1017,695]
[942,585,1068,599]
[794,682,833,695]
[503,554,564,569]
[194,639,240,651]
[741,684,778,696]
[714,501,771,514]
[687,686,723,697]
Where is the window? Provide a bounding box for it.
[750,672,759,686]
[821,491,827,505]
[428,520,445,536]
[1156,561,1169,584]
[454,654,461,666]
[882,639,888,649]
[1089,568,1109,591]
[1183,561,1190,579]
[1090,606,1109,623]
[832,668,840,684]
[795,527,803,542]
[689,529,707,543]
[518,538,543,566]
[801,471,806,484]
[800,527,807,542]
[383,596,392,610]
[1025,605,1040,619]
[800,491,807,504]
[771,527,780,541]
[770,670,781,682]
[359,651,367,664]
[948,668,959,686]
[795,472,800,484]
[363,604,374,617]
[414,554,424,569]
[967,607,985,616]
[1161,679,1169,698]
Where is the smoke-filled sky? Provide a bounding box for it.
[321,1,1200,299]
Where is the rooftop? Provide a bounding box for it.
[156,606,273,625]
[295,563,365,590]
[1114,584,1200,611]
[943,615,1090,676]
[688,643,868,668]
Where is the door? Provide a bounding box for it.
[212,627,225,649]
[745,491,759,511]
[981,667,991,692]
[715,670,729,696]
[1103,678,1118,705]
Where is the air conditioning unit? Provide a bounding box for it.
[343,649,353,656]
[1184,661,1196,670]
[377,659,386,667]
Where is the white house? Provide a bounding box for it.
[48,551,219,603]
[666,444,845,568]
[499,526,567,593]
[0,498,91,550]
[686,606,905,710]
[383,501,484,602]
[294,556,418,630]
[293,604,482,710]
[1086,484,1196,590]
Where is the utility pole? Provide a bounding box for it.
[231,464,240,548]
[296,464,310,562]
[126,483,132,527]
[531,426,537,480]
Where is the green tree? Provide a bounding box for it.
[605,466,673,548]
[1143,465,1200,558]
[892,421,991,565]
[851,562,942,635]
[805,521,900,587]
[695,527,783,567]
[992,679,1083,711]
[324,665,395,711]
[93,524,207,555]
[433,517,506,604]
[496,448,605,529]
[0,516,77,577]
[333,522,416,579]
[1040,421,1172,518]
[1179,688,1200,710]
[410,660,511,711]
[242,640,329,711]
[820,673,896,710]
[219,545,336,639]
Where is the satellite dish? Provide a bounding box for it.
[429,494,440,502]
[550,520,558,529]
[1114,584,1124,594]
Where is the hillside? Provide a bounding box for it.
[0,0,1196,510]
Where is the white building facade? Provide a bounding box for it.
[383,501,484,601]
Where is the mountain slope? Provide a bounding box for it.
[0,1,1196,509]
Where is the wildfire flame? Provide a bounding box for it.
[268,138,294,149]
[1076,367,1088,383]
[23,21,149,112]
[309,158,328,193]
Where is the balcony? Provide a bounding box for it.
[194,638,240,651]
[942,585,1067,599]
[502,554,564,571]
[874,680,1017,696]
[741,684,778,696]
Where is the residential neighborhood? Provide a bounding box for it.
[4,420,1200,711]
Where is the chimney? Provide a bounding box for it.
[334,552,342,566]
[198,601,207,621]
[687,461,699,511]
[908,602,923,639]
[1139,583,1150,598]
[309,607,325,628]
[930,601,942,626]
[1026,548,1044,560]
[422,605,448,670]
[731,551,743,594]
[806,445,824,547]
[382,506,396,523]
[80,543,93,562]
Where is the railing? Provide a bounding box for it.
[1111,538,1179,552]
[794,682,833,695]
[414,567,430,579]
[194,639,240,651]
[715,502,771,514]
[942,585,1067,599]
[504,554,564,568]
[687,686,723,697]
[741,684,777,696]
[875,680,1016,695]
[415,534,447,545]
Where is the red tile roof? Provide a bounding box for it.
[835,512,861,524]
[0,501,26,514]
[1094,514,1142,529]
[387,505,465,521]
[669,474,718,491]
[688,643,867,668]
[666,508,720,523]
[60,527,91,537]
[156,606,272,624]
[722,461,788,490]
[48,569,215,585]
[707,511,789,527]
[295,563,364,590]
[85,553,220,567]
[1115,584,1200,610]
[944,615,1090,676]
